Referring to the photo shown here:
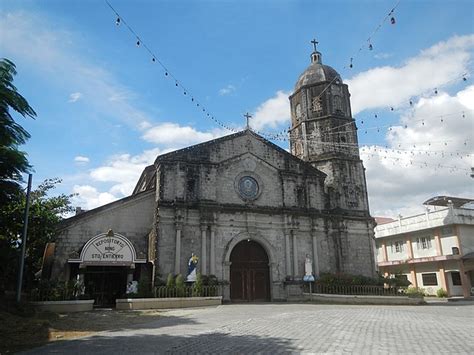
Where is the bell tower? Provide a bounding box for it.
[289,41,370,213]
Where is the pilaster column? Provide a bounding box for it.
[434,228,443,256]
[459,261,471,298]
[292,230,299,278]
[406,238,414,259]
[175,226,181,275]
[210,226,216,275]
[201,225,207,275]
[301,122,308,159]
[439,263,450,295]
[410,268,418,288]
[311,228,320,277]
[285,233,292,277]
[381,242,388,262]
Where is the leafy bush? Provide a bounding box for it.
[29,280,88,301]
[192,273,203,297]
[437,288,448,298]
[383,273,412,287]
[175,274,185,297]
[406,287,425,298]
[202,274,218,286]
[137,275,153,298]
[166,273,175,288]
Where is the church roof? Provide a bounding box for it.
[294,50,342,91]
[155,129,325,175]
[133,129,326,194]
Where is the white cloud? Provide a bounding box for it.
[219,84,236,96]
[347,34,474,114]
[363,85,474,217]
[251,90,291,130]
[71,148,162,209]
[138,121,152,130]
[74,155,90,163]
[374,52,392,60]
[90,147,162,195]
[0,11,153,128]
[71,122,232,209]
[72,185,117,210]
[141,122,225,146]
[68,92,82,103]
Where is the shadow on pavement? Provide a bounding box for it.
[17,313,199,354]
[27,331,297,354]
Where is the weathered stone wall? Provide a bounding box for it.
[51,191,155,280]
[156,204,375,301]
[153,132,375,301]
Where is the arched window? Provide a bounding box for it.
[333,95,345,114]
[295,103,302,120]
[312,97,323,115]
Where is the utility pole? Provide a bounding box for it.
[16,173,32,303]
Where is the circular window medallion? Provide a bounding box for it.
[238,176,259,200]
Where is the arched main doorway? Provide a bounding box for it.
[230,240,270,302]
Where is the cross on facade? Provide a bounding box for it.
[311,38,319,52]
[244,112,252,129]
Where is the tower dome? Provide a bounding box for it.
[294,48,341,91]
[289,40,370,214]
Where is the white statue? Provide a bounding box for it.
[186,253,199,282]
[126,280,138,294]
[305,254,313,276]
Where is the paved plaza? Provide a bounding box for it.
[26,302,474,354]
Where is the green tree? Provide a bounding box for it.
[0,178,74,293]
[0,58,36,206]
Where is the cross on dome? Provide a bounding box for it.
[310,38,322,64]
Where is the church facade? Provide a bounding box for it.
[49,46,376,304]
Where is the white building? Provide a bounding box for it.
[375,196,474,297]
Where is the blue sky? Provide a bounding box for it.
[1,0,473,216]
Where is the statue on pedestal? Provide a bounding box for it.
[186,253,199,282]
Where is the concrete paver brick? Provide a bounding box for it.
[24,303,474,354]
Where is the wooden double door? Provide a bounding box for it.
[230,240,270,302]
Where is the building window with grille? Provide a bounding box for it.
[312,97,323,115]
[390,241,404,253]
[451,271,462,286]
[416,237,432,249]
[422,273,438,286]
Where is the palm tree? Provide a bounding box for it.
[0,58,36,204]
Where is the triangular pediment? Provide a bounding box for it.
[154,129,326,178]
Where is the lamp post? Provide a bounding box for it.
[16,174,32,303]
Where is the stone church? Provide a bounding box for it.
[50,45,376,304]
